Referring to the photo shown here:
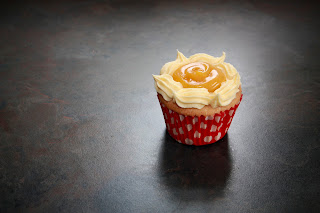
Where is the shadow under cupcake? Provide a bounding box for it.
[157,130,232,202]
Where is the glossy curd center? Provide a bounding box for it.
[172,62,226,92]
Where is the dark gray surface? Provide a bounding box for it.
[1,0,320,212]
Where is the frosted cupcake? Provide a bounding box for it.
[153,51,242,146]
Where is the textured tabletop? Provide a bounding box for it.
[1,0,320,212]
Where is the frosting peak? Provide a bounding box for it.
[176,50,187,62]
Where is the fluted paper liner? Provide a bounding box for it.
[158,95,242,146]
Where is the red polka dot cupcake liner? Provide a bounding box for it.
[159,95,242,146]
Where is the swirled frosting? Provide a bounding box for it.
[153,51,241,109]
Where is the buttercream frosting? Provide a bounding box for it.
[153,51,241,109]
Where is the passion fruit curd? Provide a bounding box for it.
[172,62,226,92]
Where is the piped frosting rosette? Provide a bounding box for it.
[153,51,241,109]
[154,51,242,146]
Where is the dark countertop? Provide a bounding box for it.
[1,0,320,212]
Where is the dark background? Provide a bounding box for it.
[1,0,320,212]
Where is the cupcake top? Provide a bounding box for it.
[153,51,241,109]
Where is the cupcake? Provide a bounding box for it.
[153,51,242,146]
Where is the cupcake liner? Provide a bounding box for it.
[158,95,243,146]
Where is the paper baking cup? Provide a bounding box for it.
[159,95,242,146]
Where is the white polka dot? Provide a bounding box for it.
[200,122,207,129]
[169,109,172,114]
[161,104,165,107]
[173,128,178,135]
[177,140,182,143]
[186,124,193,131]
[228,117,233,125]
[205,115,214,120]
[192,117,198,124]
[210,125,217,132]
[179,115,185,121]
[167,125,170,131]
[179,127,184,134]
[171,117,174,124]
[185,138,193,145]
[204,136,213,143]
[225,127,229,133]
[164,113,168,119]
[194,131,201,138]
[214,132,221,141]
[218,123,223,130]
[215,116,221,123]
[229,110,234,116]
